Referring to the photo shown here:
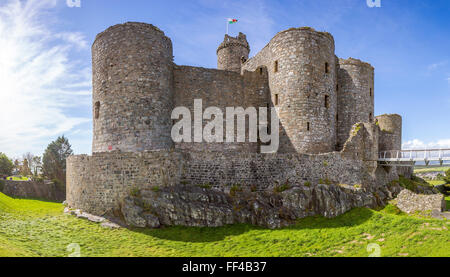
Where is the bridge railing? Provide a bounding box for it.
[378,149,450,162]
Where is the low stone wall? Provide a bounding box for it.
[66,151,185,215]
[1,180,65,202]
[183,151,369,189]
[66,148,405,216]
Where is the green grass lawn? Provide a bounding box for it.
[428,180,446,186]
[414,166,450,174]
[0,192,449,257]
[6,176,30,181]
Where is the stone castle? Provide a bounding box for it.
[67,22,411,228]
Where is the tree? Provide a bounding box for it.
[13,159,20,175]
[0,153,14,176]
[42,136,73,185]
[32,156,42,176]
[22,152,41,176]
[20,158,32,176]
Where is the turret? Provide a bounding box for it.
[217,32,250,73]
[268,27,337,154]
[376,114,402,151]
[336,58,375,150]
[92,22,174,153]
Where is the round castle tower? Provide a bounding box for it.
[336,58,375,150]
[376,114,402,151]
[217,32,250,73]
[92,22,174,153]
[268,28,337,153]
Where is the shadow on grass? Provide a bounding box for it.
[0,191,62,204]
[7,195,62,204]
[131,207,375,243]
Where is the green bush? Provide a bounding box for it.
[130,186,141,197]
[230,184,242,197]
[444,169,450,184]
[274,183,291,193]
[150,186,160,193]
[0,179,5,192]
[319,178,333,185]
[390,175,432,192]
[197,183,212,189]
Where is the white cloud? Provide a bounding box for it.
[403,139,450,150]
[427,61,447,72]
[0,0,91,157]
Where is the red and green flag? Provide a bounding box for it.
[226,18,238,35]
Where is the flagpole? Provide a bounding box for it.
[226,19,228,35]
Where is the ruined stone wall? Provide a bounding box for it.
[173,65,270,153]
[92,22,174,153]
[242,28,337,154]
[67,150,378,215]
[183,152,369,190]
[66,122,409,217]
[217,33,250,73]
[376,114,402,151]
[2,180,65,202]
[66,151,185,215]
[337,58,375,150]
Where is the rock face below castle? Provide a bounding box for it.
[66,22,412,228]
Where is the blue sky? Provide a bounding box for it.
[0,0,449,157]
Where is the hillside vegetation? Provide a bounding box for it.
[0,192,448,257]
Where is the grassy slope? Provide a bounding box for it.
[0,192,449,257]
[414,167,450,174]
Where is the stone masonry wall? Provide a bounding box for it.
[337,58,375,150]
[173,65,270,153]
[376,114,402,152]
[2,180,65,202]
[66,151,185,215]
[92,22,174,153]
[217,33,250,73]
[183,151,369,190]
[67,149,385,216]
[242,27,337,154]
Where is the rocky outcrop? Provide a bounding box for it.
[121,184,406,229]
[64,207,121,229]
[396,190,446,214]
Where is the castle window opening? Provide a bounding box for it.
[336,84,339,92]
[324,95,330,108]
[325,62,329,73]
[241,56,247,64]
[260,67,263,75]
[307,122,310,131]
[369,113,373,121]
[275,94,279,106]
[94,101,100,119]
[274,60,278,73]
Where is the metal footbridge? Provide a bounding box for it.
[378,149,450,167]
